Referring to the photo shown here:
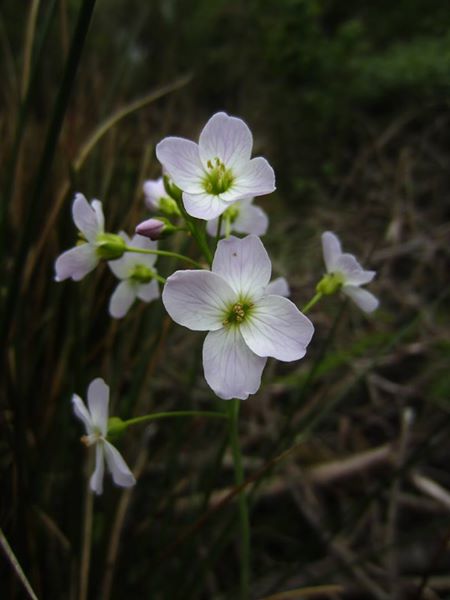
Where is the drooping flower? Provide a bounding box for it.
[206,198,268,237]
[55,194,125,282]
[143,177,180,216]
[162,235,314,400]
[156,112,276,221]
[319,231,379,313]
[72,378,136,495]
[108,232,159,319]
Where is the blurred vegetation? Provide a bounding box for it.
[1,0,450,599]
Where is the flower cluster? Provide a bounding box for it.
[55,111,379,494]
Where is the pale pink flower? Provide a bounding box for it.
[156,112,275,220]
[55,194,105,281]
[206,198,268,237]
[162,235,313,400]
[72,378,135,495]
[108,233,159,319]
[321,231,379,312]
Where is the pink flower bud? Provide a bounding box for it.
[135,218,165,240]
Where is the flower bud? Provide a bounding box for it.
[96,233,126,260]
[135,218,176,240]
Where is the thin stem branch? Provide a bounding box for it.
[124,245,202,268]
[0,528,39,600]
[79,452,94,600]
[301,291,323,314]
[123,411,229,428]
[229,399,250,599]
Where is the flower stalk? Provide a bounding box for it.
[228,398,250,600]
[124,245,203,269]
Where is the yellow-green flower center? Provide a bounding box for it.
[223,301,254,327]
[130,264,153,284]
[203,158,234,195]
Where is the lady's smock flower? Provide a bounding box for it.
[319,231,379,313]
[72,378,135,495]
[162,235,314,400]
[108,233,159,319]
[143,177,180,216]
[55,194,125,281]
[206,198,268,237]
[156,112,275,221]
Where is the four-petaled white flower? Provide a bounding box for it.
[156,112,276,221]
[206,198,269,237]
[108,232,160,319]
[321,231,379,313]
[55,193,105,281]
[162,235,314,400]
[72,378,136,495]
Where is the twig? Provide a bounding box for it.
[386,407,414,599]
[0,527,39,600]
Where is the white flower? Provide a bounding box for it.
[162,235,314,400]
[108,233,159,319]
[55,194,105,281]
[206,198,269,237]
[72,378,136,495]
[55,194,125,282]
[143,177,166,211]
[320,231,379,313]
[156,112,276,221]
[143,177,179,216]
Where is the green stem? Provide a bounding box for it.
[228,399,250,599]
[175,198,213,266]
[225,216,231,239]
[124,410,229,428]
[216,215,223,246]
[302,291,323,314]
[124,245,202,269]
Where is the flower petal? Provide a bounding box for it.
[72,194,103,242]
[224,157,275,199]
[198,112,253,171]
[266,277,290,297]
[109,280,137,319]
[54,244,98,281]
[156,137,205,193]
[136,280,159,302]
[212,235,271,298]
[72,394,93,433]
[162,270,235,331]
[143,177,166,211]
[240,296,314,361]
[90,444,105,495]
[344,269,376,286]
[103,441,136,488]
[233,202,269,236]
[203,328,267,400]
[343,286,379,313]
[183,191,229,220]
[321,231,342,272]
[87,378,109,435]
